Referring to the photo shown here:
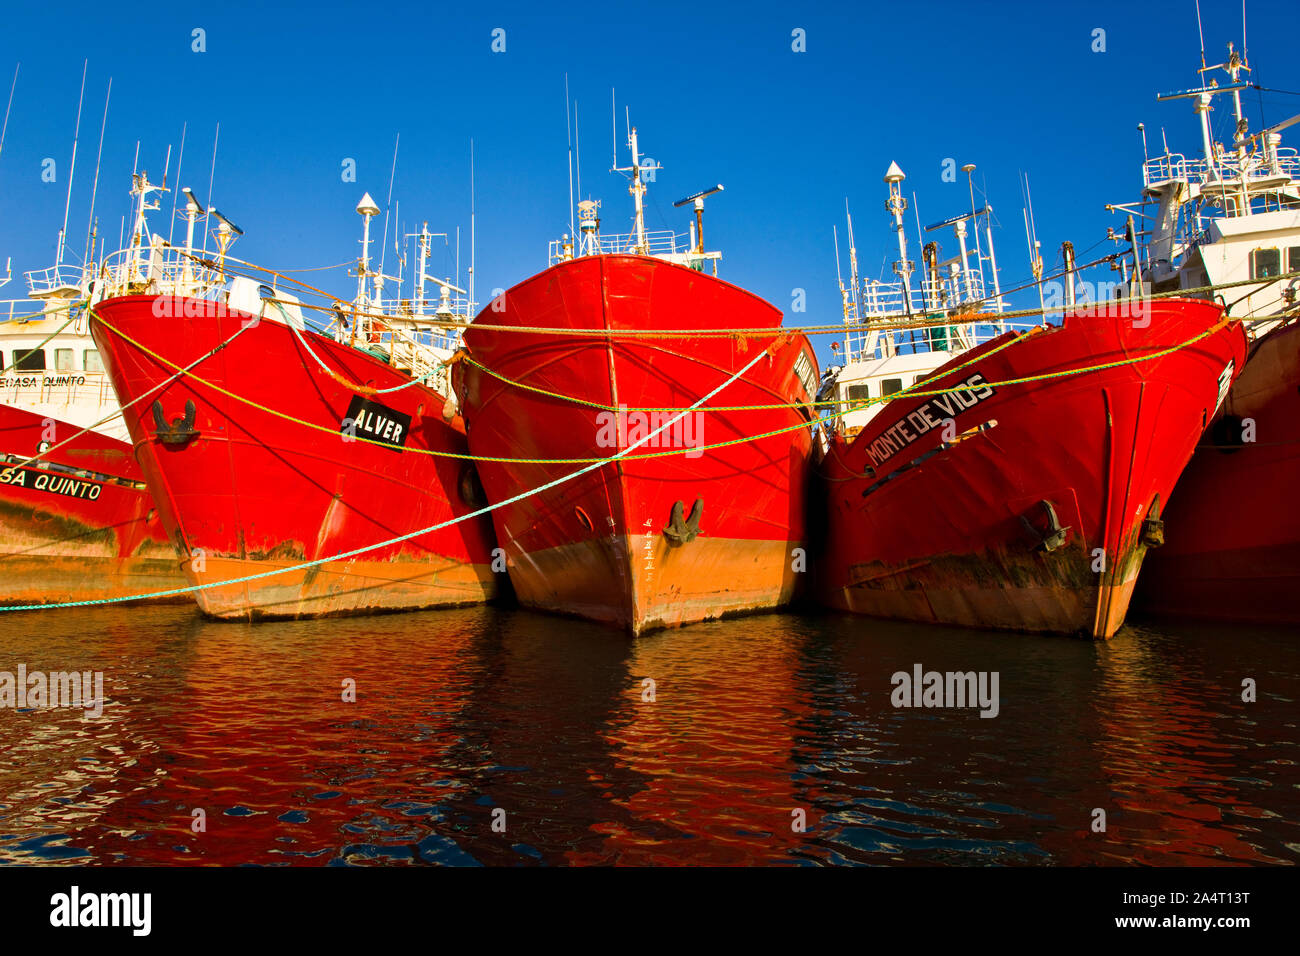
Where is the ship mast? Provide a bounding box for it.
[884,162,913,316]
[127,171,165,283]
[180,186,204,293]
[355,192,380,338]
[846,204,861,321]
[614,126,660,254]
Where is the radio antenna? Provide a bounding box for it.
[56,60,87,267]
[469,138,476,312]
[565,74,575,242]
[201,123,219,258]
[379,132,399,279]
[0,63,17,163]
[167,122,187,247]
[83,77,111,268]
[1242,0,1249,63]
[1195,0,1207,70]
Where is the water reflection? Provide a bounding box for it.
[0,604,1294,865]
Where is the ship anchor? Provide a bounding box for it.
[1020,499,1070,553]
[663,498,704,544]
[151,399,201,445]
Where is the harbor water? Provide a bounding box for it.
[0,605,1295,866]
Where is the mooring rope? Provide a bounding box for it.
[0,306,81,375]
[451,310,1230,415]
[286,317,424,396]
[0,343,775,613]
[285,270,1299,339]
[3,310,252,473]
[460,323,1041,413]
[179,245,1300,339]
[88,308,1238,463]
[1,303,1244,613]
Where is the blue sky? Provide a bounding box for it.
[1,0,1296,367]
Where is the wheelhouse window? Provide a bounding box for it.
[15,348,45,371]
[1250,248,1282,279]
[83,350,103,372]
[54,348,74,371]
[846,384,871,402]
[1288,247,1300,275]
[881,378,904,396]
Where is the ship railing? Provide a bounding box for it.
[1143,153,1189,187]
[24,264,87,298]
[385,336,456,391]
[94,246,227,301]
[371,293,476,320]
[365,297,470,353]
[379,322,465,355]
[0,297,44,324]
[842,318,1032,365]
[1144,151,1300,190]
[855,273,995,320]
[549,229,687,264]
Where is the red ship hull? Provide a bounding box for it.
[817,299,1246,638]
[1134,319,1300,624]
[454,254,818,635]
[88,295,500,620]
[0,404,183,605]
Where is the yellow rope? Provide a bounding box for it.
[91,307,1238,465]
[191,245,1299,339]
[460,326,1042,413]
[334,273,1296,338]
[0,304,82,375]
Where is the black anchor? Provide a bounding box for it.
[1020,499,1069,553]
[663,498,704,544]
[152,399,201,445]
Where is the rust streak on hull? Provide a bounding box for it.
[188,554,497,621]
[509,534,802,636]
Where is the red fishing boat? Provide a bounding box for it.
[817,165,1246,638]
[1115,43,1300,625]
[0,402,179,607]
[454,130,819,634]
[1,269,182,607]
[86,178,499,619]
[1136,320,1300,623]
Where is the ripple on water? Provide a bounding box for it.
[0,605,1295,865]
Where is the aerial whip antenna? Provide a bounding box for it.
[1241,0,1249,64]
[379,132,399,280]
[469,138,475,311]
[565,74,575,242]
[83,77,111,269]
[56,60,87,267]
[0,63,17,164]
[166,122,187,247]
[1195,0,1207,70]
[201,123,219,257]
